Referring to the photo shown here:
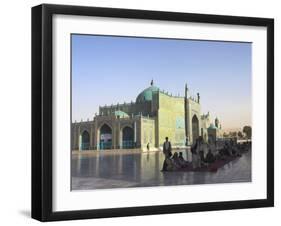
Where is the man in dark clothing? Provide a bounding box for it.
[205,149,215,164]
[163,137,172,158]
[162,137,172,171]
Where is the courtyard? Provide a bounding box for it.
[71,148,251,190]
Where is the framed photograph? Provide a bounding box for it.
[32,4,274,221]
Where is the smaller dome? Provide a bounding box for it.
[208,123,217,130]
[114,110,129,118]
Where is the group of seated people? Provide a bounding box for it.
[162,149,216,171]
[162,151,189,171]
[192,147,216,169]
[162,137,251,172]
[217,140,251,160]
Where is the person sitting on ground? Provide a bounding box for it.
[199,149,205,163]
[231,145,237,156]
[171,152,182,169]
[209,138,217,156]
[232,144,242,157]
[163,152,174,171]
[215,150,222,160]
[205,148,215,164]
[179,152,188,165]
[223,143,231,156]
[242,143,247,152]
[217,146,226,160]
[179,152,185,161]
[179,151,188,163]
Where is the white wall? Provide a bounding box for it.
[0,0,279,225]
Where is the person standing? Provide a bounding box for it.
[163,137,172,158]
[191,138,202,169]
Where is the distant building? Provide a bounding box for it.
[72,81,222,150]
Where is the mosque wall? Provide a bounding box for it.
[71,120,94,150]
[99,101,152,117]
[140,117,155,149]
[72,115,143,150]
[152,91,160,147]
[157,92,186,148]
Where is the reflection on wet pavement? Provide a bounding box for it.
[71,149,251,190]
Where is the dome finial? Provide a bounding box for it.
[150,79,154,86]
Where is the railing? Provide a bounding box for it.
[96,141,137,149]
[80,143,90,150]
[122,140,135,149]
[99,141,112,150]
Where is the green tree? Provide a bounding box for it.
[243,126,252,139]
[238,131,243,138]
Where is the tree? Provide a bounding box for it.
[228,131,237,138]
[238,131,243,138]
[243,126,252,139]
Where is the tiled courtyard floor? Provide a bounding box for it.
[71,148,251,190]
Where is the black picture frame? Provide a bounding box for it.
[32,3,274,222]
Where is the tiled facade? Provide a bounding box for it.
[72,82,221,151]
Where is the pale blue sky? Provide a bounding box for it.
[72,34,252,130]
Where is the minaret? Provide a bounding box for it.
[185,83,188,97]
[215,117,219,128]
[184,83,189,145]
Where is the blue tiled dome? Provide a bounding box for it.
[136,85,159,103]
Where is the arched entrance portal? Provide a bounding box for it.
[192,115,199,143]
[80,130,90,150]
[122,126,134,149]
[99,124,112,150]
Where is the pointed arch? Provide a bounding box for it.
[192,115,199,142]
[80,130,90,150]
[122,126,134,149]
[99,123,112,150]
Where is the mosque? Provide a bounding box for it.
[71,81,222,151]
